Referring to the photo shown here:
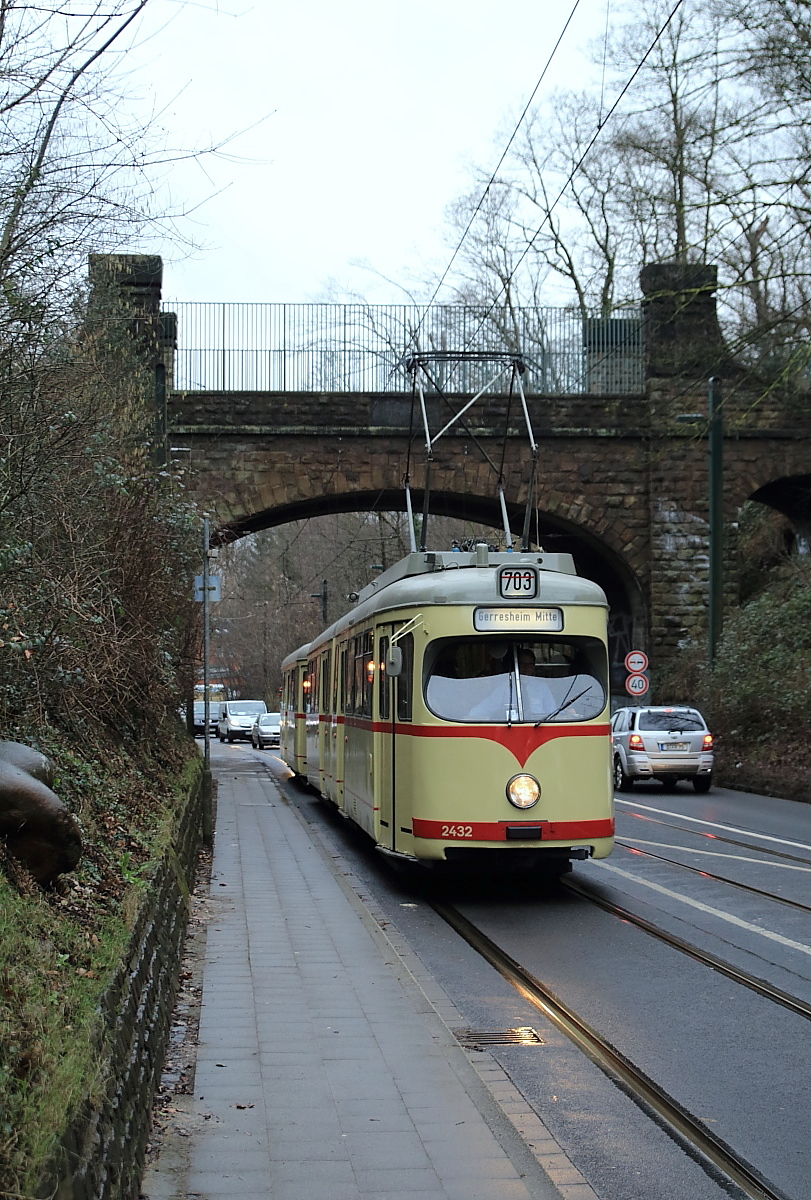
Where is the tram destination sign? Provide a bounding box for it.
[473,606,564,632]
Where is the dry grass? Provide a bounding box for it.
[0,724,200,1196]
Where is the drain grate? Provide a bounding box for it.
[454,1027,544,1047]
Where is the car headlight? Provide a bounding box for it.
[506,773,541,809]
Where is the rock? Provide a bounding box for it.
[0,740,82,886]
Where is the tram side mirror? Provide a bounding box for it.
[385,646,403,677]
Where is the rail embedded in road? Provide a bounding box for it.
[433,899,787,1200]
[561,874,811,1023]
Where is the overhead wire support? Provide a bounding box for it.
[401,351,539,554]
[401,350,532,452]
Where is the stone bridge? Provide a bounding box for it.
[92,256,811,686]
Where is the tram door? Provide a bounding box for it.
[328,643,346,809]
[375,627,413,854]
[375,630,395,850]
[317,648,331,795]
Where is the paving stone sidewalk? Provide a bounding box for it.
[142,759,594,1200]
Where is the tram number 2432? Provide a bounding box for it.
[442,824,474,839]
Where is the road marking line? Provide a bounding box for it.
[616,839,811,872]
[594,860,811,956]
[615,798,811,852]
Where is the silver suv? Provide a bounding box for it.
[611,705,714,793]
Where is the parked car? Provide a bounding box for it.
[251,712,281,749]
[192,701,218,736]
[218,700,267,743]
[611,705,714,792]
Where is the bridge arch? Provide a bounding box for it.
[215,484,647,693]
[750,474,811,545]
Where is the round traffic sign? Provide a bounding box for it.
[625,649,649,673]
[625,672,649,697]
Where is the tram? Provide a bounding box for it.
[281,543,614,875]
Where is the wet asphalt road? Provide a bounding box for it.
[212,739,811,1200]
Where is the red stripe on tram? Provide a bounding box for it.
[338,716,609,766]
[394,721,610,767]
[412,818,615,842]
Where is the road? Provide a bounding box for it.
[209,739,811,1200]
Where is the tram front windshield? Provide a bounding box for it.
[425,637,607,723]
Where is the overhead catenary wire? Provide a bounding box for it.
[404,0,583,358]
[598,0,612,128]
[440,0,689,387]
[488,8,811,398]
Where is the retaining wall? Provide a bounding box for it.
[38,766,204,1200]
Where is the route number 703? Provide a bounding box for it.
[498,568,538,598]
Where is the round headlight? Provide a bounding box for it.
[506,773,541,809]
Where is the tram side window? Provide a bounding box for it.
[303,666,314,714]
[363,632,374,717]
[352,631,374,718]
[337,646,346,713]
[396,633,414,722]
[321,651,331,712]
[342,643,353,714]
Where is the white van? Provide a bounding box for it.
[217,699,267,743]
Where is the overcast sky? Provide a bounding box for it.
[128,0,609,305]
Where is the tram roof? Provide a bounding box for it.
[285,549,608,665]
[280,640,311,672]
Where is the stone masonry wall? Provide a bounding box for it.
[38,767,204,1200]
[165,262,811,676]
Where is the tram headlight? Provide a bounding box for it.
[506,773,541,809]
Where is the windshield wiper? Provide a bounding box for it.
[534,684,590,726]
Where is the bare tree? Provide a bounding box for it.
[213,512,497,702]
[444,0,811,377]
[0,2,217,736]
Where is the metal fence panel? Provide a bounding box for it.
[165,302,643,395]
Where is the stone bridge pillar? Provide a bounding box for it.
[88,254,176,465]
[641,263,737,671]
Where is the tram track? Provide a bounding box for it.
[560,873,811,1021]
[614,840,811,915]
[617,807,811,868]
[433,899,789,1200]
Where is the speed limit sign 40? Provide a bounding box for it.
[626,672,649,697]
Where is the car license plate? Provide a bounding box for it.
[659,741,688,752]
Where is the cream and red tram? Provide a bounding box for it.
[281,545,614,874]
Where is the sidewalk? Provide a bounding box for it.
[142,754,595,1200]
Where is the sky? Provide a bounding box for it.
[127,0,609,305]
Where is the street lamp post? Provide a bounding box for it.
[677,375,723,665]
[707,376,724,664]
[201,516,213,845]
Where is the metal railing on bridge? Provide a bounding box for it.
[165,302,644,395]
